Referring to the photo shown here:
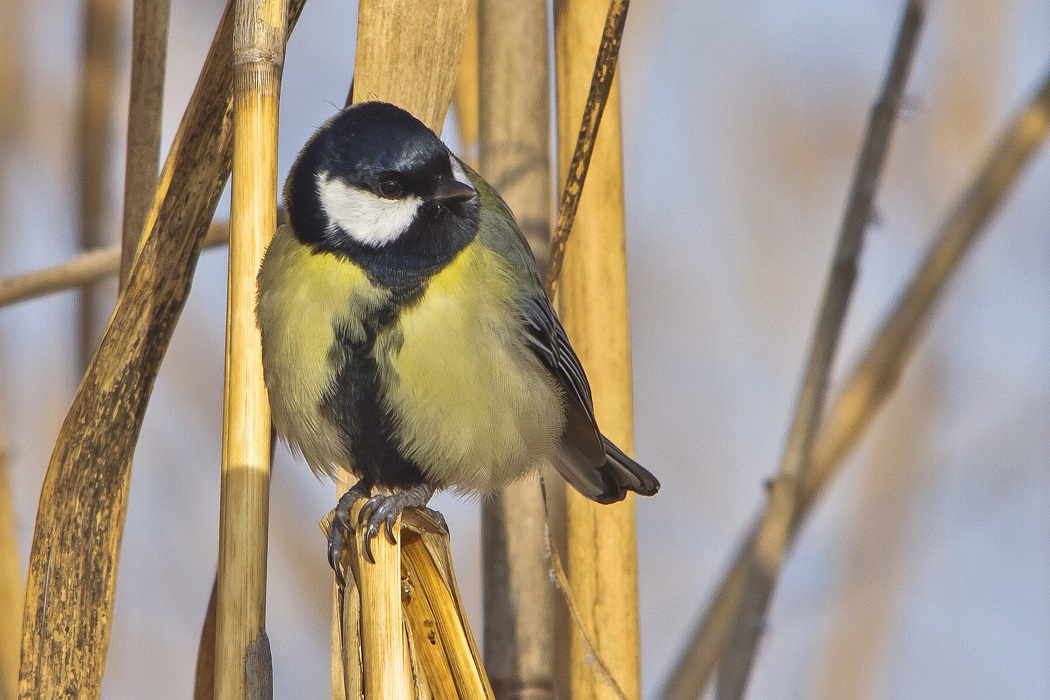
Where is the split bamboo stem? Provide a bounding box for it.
[17,0,308,694]
[477,0,556,696]
[120,0,170,286]
[715,4,923,698]
[214,0,289,695]
[0,420,19,700]
[75,0,120,367]
[553,0,640,697]
[0,222,230,309]
[659,58,1050,700]
[331,0,469,695]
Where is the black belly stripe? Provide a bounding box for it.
[320,301,426,489]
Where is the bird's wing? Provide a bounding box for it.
[520,293,612,499]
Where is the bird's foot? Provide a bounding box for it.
[358,482,436,564]
[328,478,373,586]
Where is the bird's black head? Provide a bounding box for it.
[284,102,480,293]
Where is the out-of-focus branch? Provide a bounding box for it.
[478,0,556,695]
[75,0,120,366]
[120,0,170,286]
[0,221,230,309]
[715,4,924,698]
[660,59,1050,700]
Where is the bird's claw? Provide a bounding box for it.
[355,483,436,564]
[328,479,373,586]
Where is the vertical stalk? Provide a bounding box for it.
[120,0,171,286]
[478,0,556,696]
[215,0,288,695]
[453,0,479,163]
[355,506,412,698]
[553,0,641,697]
[75,0,119,366]
[0,419,19,700]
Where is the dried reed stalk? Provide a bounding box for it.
[453,0,479,162]
[0,222,230,309]
[553,0,640,696]
[17,0,308,694]
[214,0,289,695]
[75,0,120,367]
[0,421,19,700]
[330,0,469,695]
[477,0,556,696]
[120,0,170,285]
[659,54,1050,700]
[325,508,494,699]
[715,4,924,698]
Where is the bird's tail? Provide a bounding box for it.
[591,437,660,504]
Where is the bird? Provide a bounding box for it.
[256,101,659,572]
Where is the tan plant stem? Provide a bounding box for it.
[477,0,557,696]
[213,0,289,695]
[75,0,120,367]
[714,4,925,698]
[659,49,1050,700]
[120,0,171,286]
[0,222,230,309]
[553,0,641,697]
[16,0,308,694]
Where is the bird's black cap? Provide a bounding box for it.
[284,101,480,295]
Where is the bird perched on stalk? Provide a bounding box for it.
[257,101,658,574]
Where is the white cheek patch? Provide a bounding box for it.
[450,157,472,187]
[317,174,422,247]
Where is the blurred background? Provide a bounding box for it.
[1,0,1049,697]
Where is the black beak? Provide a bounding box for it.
[431,176,476,205]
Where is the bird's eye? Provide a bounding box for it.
[378,181,403,199]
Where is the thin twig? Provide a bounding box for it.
[0,222,230,309]
[544,0,629,296]
[120,0,170,286]
[715,3,924,698]
[660,57,1050,700]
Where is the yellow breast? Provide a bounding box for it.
[256,225,391,478]
[379,243,565,493]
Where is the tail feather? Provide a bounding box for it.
[553,436,660,505]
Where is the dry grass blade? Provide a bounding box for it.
[715,4,924,698]
[544,0,628,297]
[120,0,170,285]
[0,420,20,700]
[0,222,230,309]
[16,0,308,694]
[214,0,289,694]
[659,51,1050,700]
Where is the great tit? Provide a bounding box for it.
[257,101,659,567]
